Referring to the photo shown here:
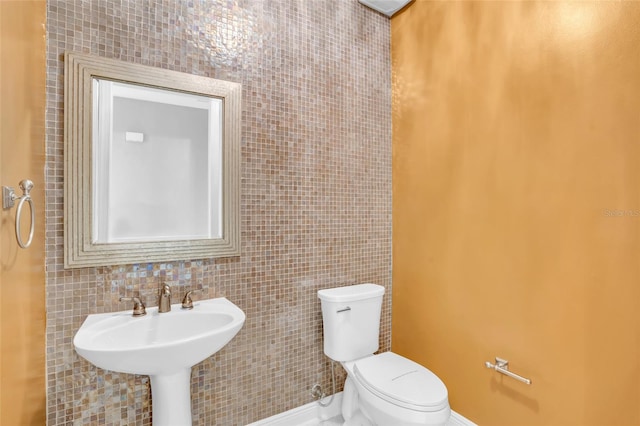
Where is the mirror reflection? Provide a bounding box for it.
[92,79,223,243]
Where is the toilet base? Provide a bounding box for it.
[342,374,375,426]
[343,412,373,426]
[341,376,373,426]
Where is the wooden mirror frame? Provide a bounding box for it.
[64,52,241,268]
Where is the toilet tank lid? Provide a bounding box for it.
[318,283,384,302]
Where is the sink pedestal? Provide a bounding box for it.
[150,369,192,426]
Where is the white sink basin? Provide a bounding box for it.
[74,297,245,375]
[74,297,245,426]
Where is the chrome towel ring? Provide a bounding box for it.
[2,179,35,249]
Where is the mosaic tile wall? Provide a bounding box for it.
[45,0,391,424]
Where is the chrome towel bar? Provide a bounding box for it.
[485,357,532,385]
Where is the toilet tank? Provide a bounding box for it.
[318,283,385,362]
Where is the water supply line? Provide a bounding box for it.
[311,360,337,407]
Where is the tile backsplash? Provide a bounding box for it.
[45,0,391,424]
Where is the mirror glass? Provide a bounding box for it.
[64,53,241,268]
[92,79,222,243]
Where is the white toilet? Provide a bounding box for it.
[318,283,451,426]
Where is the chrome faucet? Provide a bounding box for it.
[119,296,147,317]
[181,289,202,310]
[158,283,171,313]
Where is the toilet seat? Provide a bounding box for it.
[354,352,449,412]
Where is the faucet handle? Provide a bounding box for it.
[181,290,202,310]
[119,296,147,317]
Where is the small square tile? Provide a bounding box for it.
[45,0,391,424]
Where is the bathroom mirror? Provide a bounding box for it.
[64,52,241,268]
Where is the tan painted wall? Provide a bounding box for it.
[0,1,46,424]
[391,2,640,425]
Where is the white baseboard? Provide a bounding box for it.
[247,392,477,426]
[247,393,342,426]
[449,409,477,426]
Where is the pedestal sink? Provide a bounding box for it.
[74,297,245,426]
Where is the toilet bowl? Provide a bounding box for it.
[318,284,451,426]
